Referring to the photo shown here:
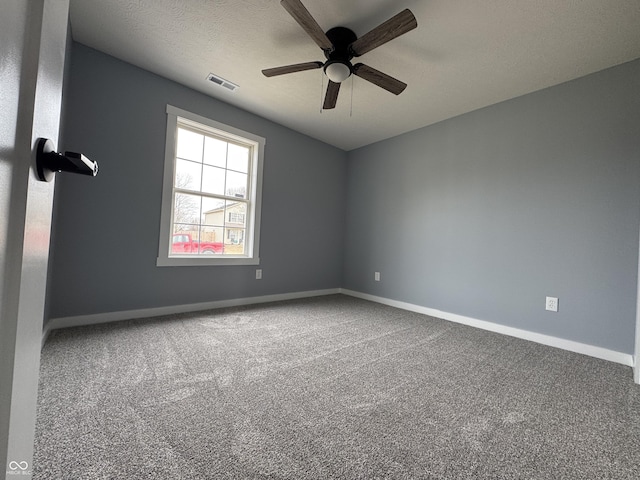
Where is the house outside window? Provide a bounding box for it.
[157,105,265,266]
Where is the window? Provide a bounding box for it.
[228,212,245,223]
[157,105,265,266]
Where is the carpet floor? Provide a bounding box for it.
[33,294,640,479]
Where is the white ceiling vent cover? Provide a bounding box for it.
[206,73,239,92]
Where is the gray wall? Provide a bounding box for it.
[47,43,347,320]
[49,42,640,356]
[344,59,640,354]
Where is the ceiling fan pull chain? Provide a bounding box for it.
[350,76,354,117]
[320,68,325,113]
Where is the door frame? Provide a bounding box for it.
[634,221,640,384]
[1,1,70,478]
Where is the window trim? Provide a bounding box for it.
[157,105,265,267]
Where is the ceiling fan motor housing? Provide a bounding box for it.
[323,26,358,77]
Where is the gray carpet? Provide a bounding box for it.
[34,294,640,479]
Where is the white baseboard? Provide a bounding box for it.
[341,289,634,368]
[44,287,635,371]
[44,288,340,333]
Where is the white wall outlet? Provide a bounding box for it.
[545,296,558,312]
[374,272,381,282]
[255,269,262,280]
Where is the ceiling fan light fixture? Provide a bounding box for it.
[324,61,351,83]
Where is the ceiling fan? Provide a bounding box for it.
[262,0,418,109]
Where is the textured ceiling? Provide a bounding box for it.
[69,0,640,151]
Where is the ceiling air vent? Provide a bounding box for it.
[206,73,239,92]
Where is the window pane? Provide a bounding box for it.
[175,159,201,191]
[202,164,225,196]
[199,226,224,254]
[177,128,203,162]
[224,227,245,255]
[227,143,249,173]
[201,197,225,225]
[171,224,199,255]
[223,202,246,255]
[203,136,227,167]
[174,192,200,225]
[225,201,246,227]
[226,170,248,199]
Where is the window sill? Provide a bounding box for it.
[157,256,260,267]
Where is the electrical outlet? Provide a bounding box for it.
[256,269,262,280]
[545,296,558,312]
[374,272,381,282]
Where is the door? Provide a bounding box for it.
[0,1,70,479]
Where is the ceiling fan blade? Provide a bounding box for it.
[323,81,341,109]
[353,63,407,95]
[349,9,417,57]
[262,61,323,77]
[280,0,333,52]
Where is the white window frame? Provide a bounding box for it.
[157,105,265,266]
